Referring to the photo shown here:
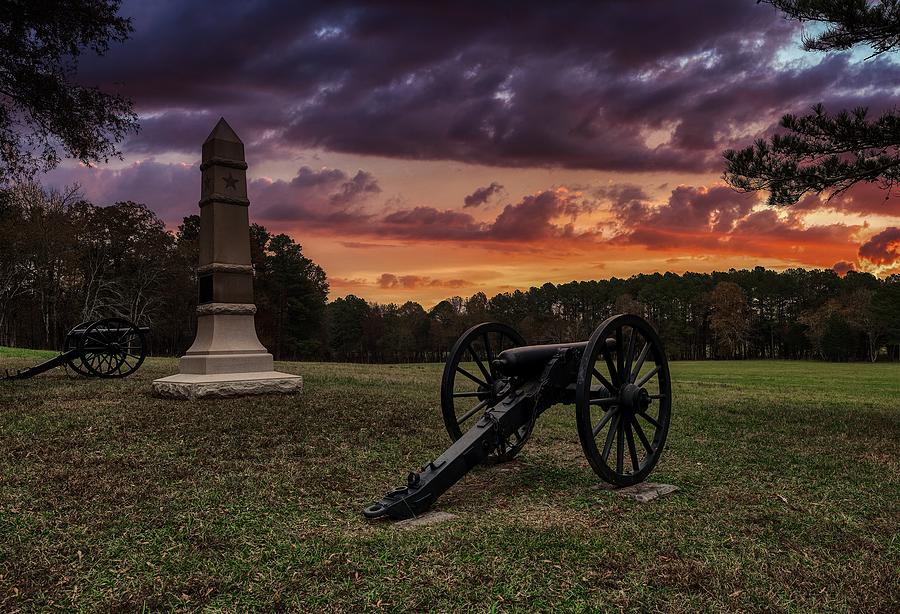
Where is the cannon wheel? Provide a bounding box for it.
[575,314,672,487]
[63,321,94,377]
[79,317,147,378]
[441,322,528,461]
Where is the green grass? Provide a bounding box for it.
[0,346,58,359]
[0,358,897,612]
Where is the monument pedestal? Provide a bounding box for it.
[152,303,301,399]
[151,371,302,400]
[151,118,302,400]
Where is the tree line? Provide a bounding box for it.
[0,183,327,359]
[1,184,897,363]
[330,269,899,364]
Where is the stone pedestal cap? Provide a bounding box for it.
[202,118,245,165]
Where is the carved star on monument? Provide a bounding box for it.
[223,172,239,190]
[151,116,302,400]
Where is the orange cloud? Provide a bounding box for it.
[268,180,896,305]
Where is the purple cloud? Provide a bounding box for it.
[832,261,855,276]
[69,1,900,173]
[858,227,900,266]
[43,160,381,229]
[253,166,380,228]
[464,182,503,208]
[43,159,197,221]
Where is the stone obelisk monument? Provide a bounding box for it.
[152,118,302,399]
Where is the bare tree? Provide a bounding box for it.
[709,282,750,358]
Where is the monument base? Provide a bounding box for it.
[151,371,302,400]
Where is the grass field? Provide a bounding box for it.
[0,346,57,359]
[0,356,897,612]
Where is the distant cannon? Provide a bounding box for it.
[3,318,148,380]
[364,314,672,520]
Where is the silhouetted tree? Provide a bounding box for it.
[327,295,372,361]
[0,187,29,343]
[724,1,900,205]
[0,0,138,182]
[255,234,328,360]
[0,184,181,348]
[872,275,900,359]
[709,282,750,358]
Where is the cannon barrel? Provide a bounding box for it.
[364,315,672,520]
[494,341,587,376]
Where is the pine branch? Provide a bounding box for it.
[724,106,900,205]
[760,0,900,56]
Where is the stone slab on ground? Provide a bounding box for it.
[151,371,302,400]
[614,482,678,503]
[393,511,458,530]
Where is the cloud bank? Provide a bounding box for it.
[77,0,899,174]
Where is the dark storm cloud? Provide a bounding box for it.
[858,227,900,266]
[378,207,483,240]
[793,183,900,217]
[76,0,899,172]
[611,185,758,234]
[463,182,503,208]
[257,187,596,244]
[253,166,380,227]
[330,170,381,206]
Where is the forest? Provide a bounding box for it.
[2,184,898,363]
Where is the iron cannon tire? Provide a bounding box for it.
[63,321,94,377]
[575,314,672,487]
[79,317,147,378]
[440,322,528,461]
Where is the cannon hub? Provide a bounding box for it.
[364,314,672,520]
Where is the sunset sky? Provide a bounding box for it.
[44,0,900,306]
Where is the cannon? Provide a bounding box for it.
[3,317,148,380]
[363,313,672,520]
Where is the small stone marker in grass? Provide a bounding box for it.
[393,511,457,530]
[614,482,678,503]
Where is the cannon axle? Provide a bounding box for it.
[364,313,672,520]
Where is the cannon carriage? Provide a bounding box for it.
[364,313,672,520]
[3,317,148,380]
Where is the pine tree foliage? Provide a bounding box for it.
[724,1,900,205]
[725,104,900,205]
[762,0,900,56]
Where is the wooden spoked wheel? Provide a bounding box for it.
[575,314,672,486]
[440,322,528,461]
[63,321,94,376]
[79,317,147,378]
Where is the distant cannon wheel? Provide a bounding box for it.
[79,317,147,378]
[63,321,94,377]
[575,314,672,487]
[441,322,528,461]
